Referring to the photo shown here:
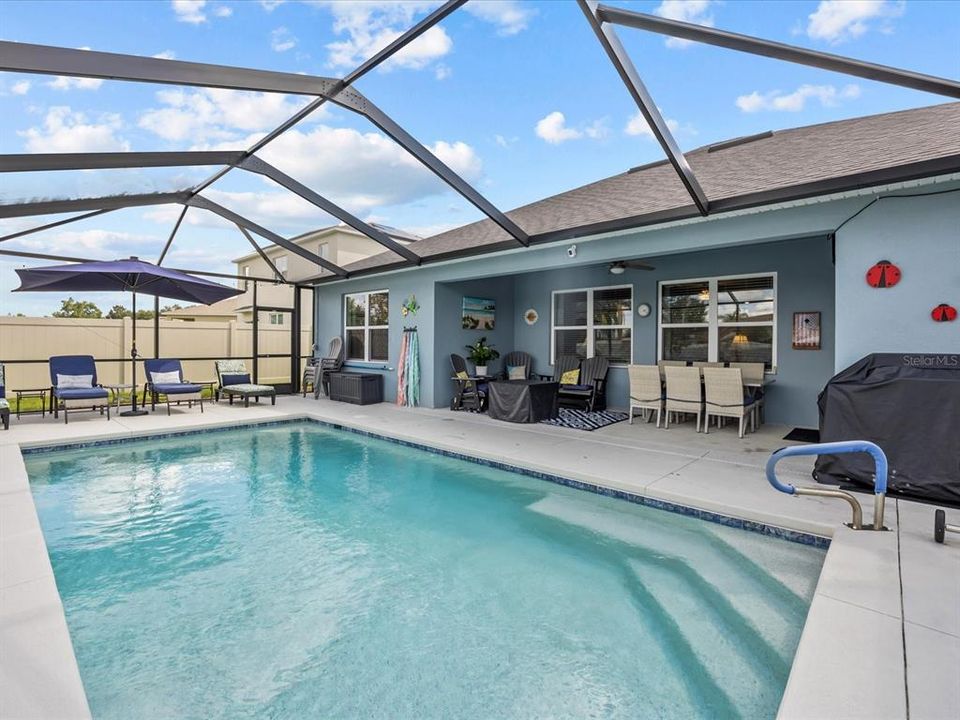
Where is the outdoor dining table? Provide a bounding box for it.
[487,379,560,423]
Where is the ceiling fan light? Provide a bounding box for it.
[732,331,750,345]
[609,263,626,275]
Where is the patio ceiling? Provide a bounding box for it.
[0,0,958,285]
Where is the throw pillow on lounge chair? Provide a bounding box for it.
[560,368,580,385]
[507,365,526,380]
[57,374,93,389]
[456,370,469,380]
[150,370,181,385]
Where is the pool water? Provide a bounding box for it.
[27,422,825,719]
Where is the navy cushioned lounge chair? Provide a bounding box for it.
[144,358,204,415]
[49,355,110,424]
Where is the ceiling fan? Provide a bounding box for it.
[608,259,655,275]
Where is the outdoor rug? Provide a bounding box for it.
[541,408,629,431]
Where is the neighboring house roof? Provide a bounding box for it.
[338,102,960,278]
[231,222,422,264]
[163,299,239,318]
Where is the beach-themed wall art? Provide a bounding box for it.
[462,296,496,330]
[524,308,539,325]
[792,311,821,350]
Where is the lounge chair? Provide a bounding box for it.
[450,353,487,411]
[313,336,344,399]
[144,358,203,415]
[0,363,9,430]
[49,355,110,424]
[500,351,533,380]
[215,360,276,407]
[557,356,610,412]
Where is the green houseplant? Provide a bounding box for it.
[465,337,500,377]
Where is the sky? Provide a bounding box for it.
[0,0,958,316]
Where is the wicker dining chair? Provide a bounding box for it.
[628,365,663,427]
[663,365,703,432]
[702,367,757,438]
[728,361,766,423]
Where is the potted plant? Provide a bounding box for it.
[465,337,499,377]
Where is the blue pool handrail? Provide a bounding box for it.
[766,440,889,531]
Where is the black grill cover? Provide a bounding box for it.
[814,353,960,504]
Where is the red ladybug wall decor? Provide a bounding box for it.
[865,260,901,288]
[931,304,957,322]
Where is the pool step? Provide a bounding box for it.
[526,494,807,666]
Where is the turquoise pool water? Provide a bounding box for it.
[27,422,825,719]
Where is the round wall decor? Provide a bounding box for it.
[865,260,901,288]
[523,308,539,325]
[931,304,957,322]
[637,303,652,318]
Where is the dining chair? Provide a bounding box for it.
[657,359,687,379]
[628,365,664,427]
[728,362,766,423]
[664,366,703,432]
[702,367,757,438]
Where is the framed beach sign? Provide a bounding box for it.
[462,296,496,330]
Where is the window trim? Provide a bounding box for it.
[657,271,777,371]
[550,284,633,366]
[343,289,390,363]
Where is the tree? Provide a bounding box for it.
[52,298,102,318]
[105,303,184,320]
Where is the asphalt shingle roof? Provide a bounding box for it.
[342,102,960,276]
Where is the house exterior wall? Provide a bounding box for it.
[312,180,955,426]
[835,190,960,369]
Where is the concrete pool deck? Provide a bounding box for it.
[1,396,957,719]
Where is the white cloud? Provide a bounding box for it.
[47,75,104,91]
[5,229,158,259]
[270,26,298,52]
[462,0,536,36]
[806,0,905,44]
[138,87,313,143]
[494,134,518,148]
[535,112,581,144]
[535,111,610,144]
[152,50,177,60]
[319,1,452,71]
[735,83,861,112]
[193,123,484,214]
[11,80,30,95]
[172,0,208,24]
[434,63,452,80]
[259,0,285,10]
[18,106,130,153]
[654,0,714,49]
[213,4,232,17]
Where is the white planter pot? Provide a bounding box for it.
[475,365,488,377]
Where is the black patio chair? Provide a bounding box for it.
[500,351,533,380]
[314,336,344,398]
[558,356,610,412]
[538,354,580,382]
[450,354,487,412]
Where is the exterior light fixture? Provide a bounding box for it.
[732,331,750,345]
[609,262,626,275]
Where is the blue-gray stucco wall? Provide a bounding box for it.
[312,180,956,428]
[835,190,960,369]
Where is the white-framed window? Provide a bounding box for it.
[318,242,329,260]
[275,255,288,278]
[269,312,284,325]
[241,265,251,291]
[344,290,389,362]
[551,285,632,365]
[659,272,777,370]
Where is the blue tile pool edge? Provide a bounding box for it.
[19,416,830,549]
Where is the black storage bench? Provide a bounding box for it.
[327,372,384,405]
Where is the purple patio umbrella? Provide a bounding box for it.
[15,256,243,416]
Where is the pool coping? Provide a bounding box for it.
[3,407,957,720]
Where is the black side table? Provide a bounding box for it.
[15,388,47,419]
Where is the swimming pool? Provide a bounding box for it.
[27,421,826,719]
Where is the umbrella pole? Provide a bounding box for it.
[120,290,148,417]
